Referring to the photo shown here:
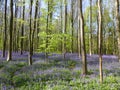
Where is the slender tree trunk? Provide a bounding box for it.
[13,3,18,52]
[7,0,13,61]
[31,0,38,55]
[77,18,80,58]
[21,0,25,55]
[45,0,53,60]
[89,0,92,56]
[78,17,81,58]
[98,0,103,83]
[16,6,22,52]
[115,0,120,62]
[77,1,81,57]
[113,19,116,55]
[49,0,53,23]
[60,0,63,53]
[96,0,99,54]
[103,30,106,54]
[45,0,49,60]
[2,0,7,57]
[63,0,67,59]
[71,0,74,53]
[37,0,41,49]
[79,0,87,75]
[112,8,116,55]
[28,0,33,65]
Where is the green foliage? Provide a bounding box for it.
[84,25,89,53]
[38,32,72,53]
[83,3,115,54]
[18,63,52,74]
[17,18,25,24]
[12,73,31,87]
[0,61,7,69]
[16,76,120,90]
[0,62,26,85]
[2,64,20,74]
[16,83,43,90]
[49,59,77,69]
[20,36,27,39]
[15,62,27,67]
[35,68,72,82]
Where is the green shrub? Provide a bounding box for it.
[12,73,31,87]
[0,61,7,69]
[16,62,27,67]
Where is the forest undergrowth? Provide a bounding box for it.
[0,52,120,90]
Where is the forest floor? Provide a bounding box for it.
[0,51,120,90]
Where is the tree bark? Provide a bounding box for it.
[60,0,63,53]
[63,0,67,59]
[7,0,13,61]
[2,0,7,57]
[98,0,103,83]
[37,0,41,49]
[13,3,18,52]
[79,0,87,75]
[115,0,120,62]
[78,16,81,58]
[71,0,74,53]
[45,0,50,60]
[31,0,38,55]
[77,0,81,57]
[20,0,25,55]
[28,0,33,65]
[89,0,92,56]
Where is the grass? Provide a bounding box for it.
[0,59,120,90]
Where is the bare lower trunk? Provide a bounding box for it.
[99,55,103,83]
[28,53,32,65]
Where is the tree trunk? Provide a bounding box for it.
[115,0,120,62]
[2,0,7,57]
[45,0,49,60]
[96,0,99,54]
[78,18,80,58]
[77,0,81,57]
[63,0,67,59]
[60,0,63,53]
[45,0,53,60]
[89,0,92,56]
[28,0,33,65]
[79,0,87,75]
[21,0,25,55]
[7,0,13,61]
[98,0,103,83]
[71,0,74,53]
[37,0,41,49]
[13,3,18,52]
[31,0,38,55]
